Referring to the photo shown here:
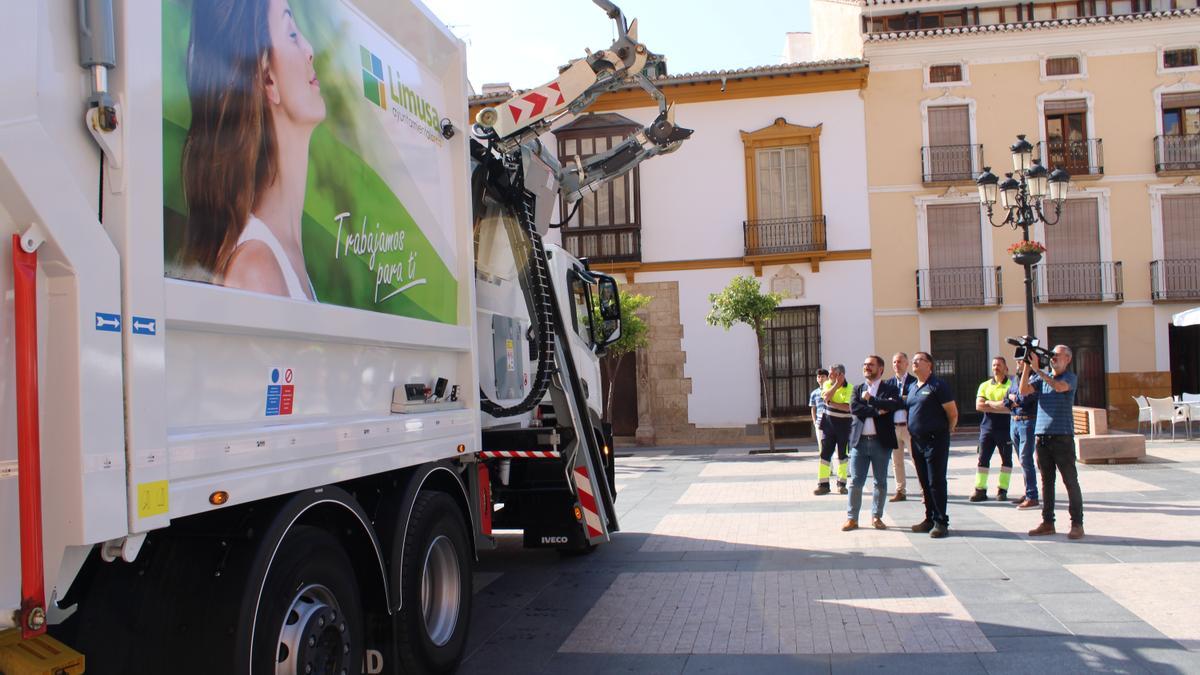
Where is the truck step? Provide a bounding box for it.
[0,629,85,675]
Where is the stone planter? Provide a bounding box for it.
[1012,251,1043,266]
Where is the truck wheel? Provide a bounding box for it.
[395,491,472,674]
[252,525,364,675]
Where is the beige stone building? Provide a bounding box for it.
[857,0,1200,428]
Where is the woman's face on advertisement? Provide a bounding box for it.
[265,0,326,127]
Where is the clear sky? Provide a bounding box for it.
[421,0,813,92]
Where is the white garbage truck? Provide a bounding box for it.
[0,0,690,673]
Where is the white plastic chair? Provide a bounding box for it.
[1133,395,1152,435]
[1184,393,1200,436]
[1147,396,1189,440]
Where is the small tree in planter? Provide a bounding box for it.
[706,276,784,452]
[596,291,651,426]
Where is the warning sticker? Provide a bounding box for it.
[505,339,515,372]
[137,480,169,518]
[266,367,296,416]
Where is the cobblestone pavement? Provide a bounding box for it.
[460,437,1200,674]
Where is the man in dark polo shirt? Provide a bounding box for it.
[905,351,958,538]
[1020,344,1084,539]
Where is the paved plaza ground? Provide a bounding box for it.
[460,435,1200,674]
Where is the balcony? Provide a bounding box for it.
[1151,259,1200,301]
[1154,134,1200,174]
[743,216,827,257]
[1038,138,1103,177]
[1032,261,1123,304]
[562,225,641,264]
[916,266,1003,309]
[921,144,982,184]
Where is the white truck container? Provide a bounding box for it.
[0,0,658,672]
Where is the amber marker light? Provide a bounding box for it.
[457,444,466,453]
[574,506,583,521]
[209,491,229,506]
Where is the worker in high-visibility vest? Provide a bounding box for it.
[973,356,1014,502]
[814,363,853,495]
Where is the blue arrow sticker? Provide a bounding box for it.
[131,316,157,335]
[95,312,121,332]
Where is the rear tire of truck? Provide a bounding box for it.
[395,491,472,674]
[251,525,365,675]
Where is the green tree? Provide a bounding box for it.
[706,276,784,452]
[597,291,652,425]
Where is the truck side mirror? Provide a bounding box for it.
[597,276,621,346]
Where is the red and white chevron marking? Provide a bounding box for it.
[506,82,565,125]
[477,450,560,459]
[573,465,604,539]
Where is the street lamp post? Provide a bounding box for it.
[975,134,1071,339]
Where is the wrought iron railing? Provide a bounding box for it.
[1038,138,1103,176]
[915,266,1003,308]
[743,216,827,256]
[562,225,641,263]
[921,144,983,183]
[1151,259,1200,301]
[1154,134,1200,173]
[1032,261,1123,303]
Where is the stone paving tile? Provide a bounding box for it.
[1065,562,1200,651]
[677,480,861,505]
[699,459,811,478]
[976,498,1200,543]
[641,512,914,552]
[558,570,994,655]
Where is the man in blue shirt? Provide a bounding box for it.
[1005,360,1039,509]
[905,351,958,538]
[1020,344,1084,540]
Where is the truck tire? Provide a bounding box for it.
[251,525,364,675]
[395,491,472,674]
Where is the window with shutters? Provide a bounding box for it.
[1043,56,1081,78]
[923,104,978,182]
[924,203,986,306]
[741,118,826,257]
[1164,47,1199,70]
[1157,90,1200,173]
[1159,194,1200,298]
[1043,98,1096,174]
[928,64,964,84]
[1040,198,1109,301]
[553,113,642,263]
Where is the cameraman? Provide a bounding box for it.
[1019,344,1084,540]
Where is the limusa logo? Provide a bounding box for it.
[360,45,443,145]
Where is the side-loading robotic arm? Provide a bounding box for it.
[473,0,693,207]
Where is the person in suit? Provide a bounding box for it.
[889,352,918,502]
[842,355,905,531]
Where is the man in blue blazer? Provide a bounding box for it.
[843,355,905,531]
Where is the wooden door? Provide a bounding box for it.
[1045,109,1089,174]
[600,352,639,436]
[1047,325,1107,409]
[930,329,989,426]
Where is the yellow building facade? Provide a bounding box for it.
[862,2,1200,428]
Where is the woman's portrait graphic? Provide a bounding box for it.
[180,0,326,300]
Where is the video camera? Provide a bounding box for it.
[1006,335,1052,370]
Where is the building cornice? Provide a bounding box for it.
[864,7,1199,42]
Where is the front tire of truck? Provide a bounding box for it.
[251,525,365,675]
[395,491,472,674]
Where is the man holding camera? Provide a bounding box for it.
[1006,360,1039,509]
[1019,344,1084,540]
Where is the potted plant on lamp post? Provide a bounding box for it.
[1008,240,1046,267]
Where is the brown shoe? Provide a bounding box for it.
[872,517,887,530]
[911,519,934,533]
[889,490,906,502]
[1068,525,1084,540]
[1028,521,1056,536]
[1017,498,1040,510]
[842,519,858,531]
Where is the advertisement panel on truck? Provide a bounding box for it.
[162,0,459,324]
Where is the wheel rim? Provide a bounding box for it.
[420,534,461,647]
[275,583,352,675]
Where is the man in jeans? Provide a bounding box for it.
[1006,360,1039,509]
[1020,344,1084,540]
[810,369,830,450]
[842,355,903,531]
